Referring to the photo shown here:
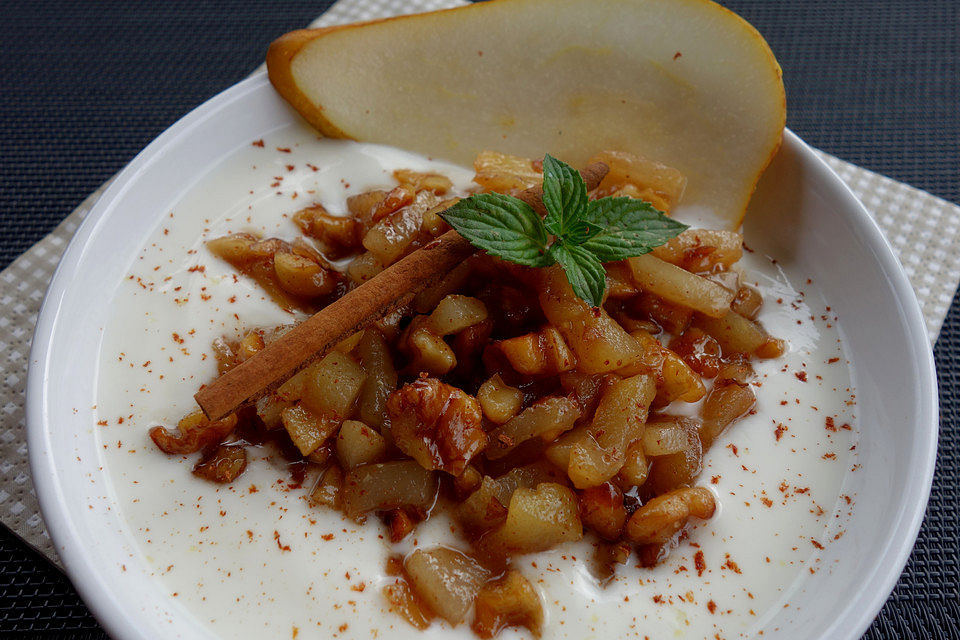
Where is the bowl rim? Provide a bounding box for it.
[777,128,939,639]
[25,71,939,640]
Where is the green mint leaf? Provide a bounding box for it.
[541,154,591,243]
[440,153,686,309]
[581,197,688,262]
[549,241,607,308]
[440,192,554,267]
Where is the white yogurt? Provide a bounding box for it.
[95,130,858,640]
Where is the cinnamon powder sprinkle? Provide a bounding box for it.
[694,550,706,577]
[774,423,787,441]
[273,530,291,552]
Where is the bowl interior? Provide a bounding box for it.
[741,131,937,638]
[26,73,937,640]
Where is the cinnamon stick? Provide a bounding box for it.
[195,161,609,420]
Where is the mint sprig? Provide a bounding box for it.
[440,154,688,307]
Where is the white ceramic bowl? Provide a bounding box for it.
[26,72,938,640]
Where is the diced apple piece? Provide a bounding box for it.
[309,465,343,509]
[650,228,743,272]
[404,547,490,624]
[578,482,627,541]
[539,267,645,374]
[426,295,488,335]
[700,375,756,448]
[473,151,542,193]
[301,352,366,419]
[281,403,338,456]
[458,476,509,532]
[628,253,735,318]
[335,420,387,469]
[486,397,580,460]
[646,417,704,495]
[496,325,577,375]
[341,461,438,519]
[589,150,686,213]
[354,329,398,429]
[626,486,716,544]
[692,310,766,355]
[480,483,582,557]
[471,570,543,639]
[477,374,524,425]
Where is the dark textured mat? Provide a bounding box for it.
[0,0,957,637]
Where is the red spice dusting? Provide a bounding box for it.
[248,484,258,493]
[277,147,292,153]
[774,423,787,441]
[825,416,837,431]
[822,452,837,460]
[322,533,334,541]
[761,497,773,508]
[172,333,184,345]
[252,139,264,147]
[723,554,742,574]
[811,539,825,550]
[673,51,682,60]
[726,443,738,456]
[694,550,706,577]
[350,582,366,592]
[187,265,205,273]
[828,357,840,363]
[96,420,108,426]
[338,624,348,633]
[795,371,808,382]
[273,530,291,552]
[707,600,717,614]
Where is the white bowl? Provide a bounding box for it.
[26,72,938,640]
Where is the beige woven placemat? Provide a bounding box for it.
[3,0,958,569]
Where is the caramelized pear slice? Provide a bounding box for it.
[267,0,785,228]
